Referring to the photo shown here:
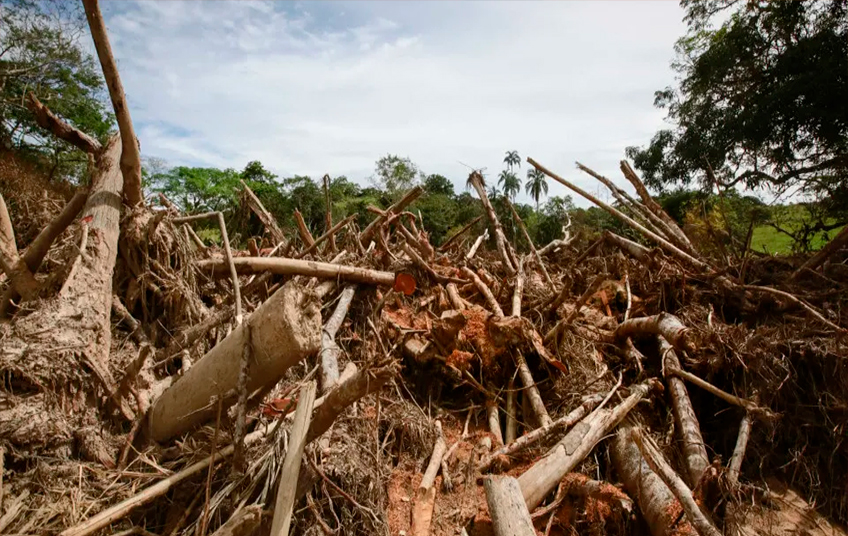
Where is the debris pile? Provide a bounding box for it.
[1,3,847,536]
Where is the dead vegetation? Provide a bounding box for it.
[1,3,847,536]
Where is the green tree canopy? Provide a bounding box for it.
[1,0,114,180]
[374,154,421,200]
[423,173,454,196]
[626,0,848,219]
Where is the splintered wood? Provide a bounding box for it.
[1,28,846,536]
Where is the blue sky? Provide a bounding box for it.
[99,1,687,206]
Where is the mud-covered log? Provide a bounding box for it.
[0,191,89,316]
[518,381,652,510]
[0,135,123,449]
[610,421,696,536]
[148,283,321,441]
[197,256,396,286]
[484,476,536,536]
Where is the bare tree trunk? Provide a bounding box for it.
[506,199,552,285]
[294,209,315,250]
[360,185,424,246]
[792,225,848,280]
[658,336,709,487]
[631,427,722,536]
[518,381,652,510]
[620,160,695,251]
[148,282,322,442]
[528,158,709,271]
[0,135,123,449]
[613,312,695,354]
[320,285,355,392]
[82,0,142,207]
[484,476,536,536]
[241,180,287,247]
[197,256,397,286]
[26,93,102,154]
[467,172,517,275]
[0,190,88,317]
[270,381,316,536]
[610,420,695,536]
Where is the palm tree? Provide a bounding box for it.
[487,185,501,202]
[525,168,548,210]
[498,170,521,201]
[503,150,520,171]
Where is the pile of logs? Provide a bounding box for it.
[0,2,846,535]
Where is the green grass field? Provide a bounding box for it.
[750,204,845,254]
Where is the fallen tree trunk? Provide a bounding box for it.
[484,476,536,536]
[0,194,39,300]
[610,420,696,536]
[241,180,287,247]
[148,282,321,441]
[478,394,603,472]
[320,285,355,392]
[270,381,316,536]
[528,158,709,272]
[360,185,424,246]
[613,312,695,354]
[0,190,89,317]
[467,171,517,275]
[631,427,722,536]
[658,336,709,487]
[196,256,397,287]
[293,209,315,250]
[518,380,653,510]
[62,362,386,536]
[620,160,695,252]
[792,225,848,280]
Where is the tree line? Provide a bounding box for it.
[2,0,845,254]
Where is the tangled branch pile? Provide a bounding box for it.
[1,3,847,535]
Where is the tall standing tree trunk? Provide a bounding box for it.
[0,135,124,451]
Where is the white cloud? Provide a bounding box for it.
[101,0,687,206]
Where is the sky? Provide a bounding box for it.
[100,1,688,207]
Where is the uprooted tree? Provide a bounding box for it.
[0,1,847,536]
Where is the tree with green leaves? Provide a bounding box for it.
[1,0,114,180]
[504,150,520,170]
[498,170,521,201]
[525,168,548,210]
[373,154,420,201]
[423,173,454,196]
[626,0,848,229]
